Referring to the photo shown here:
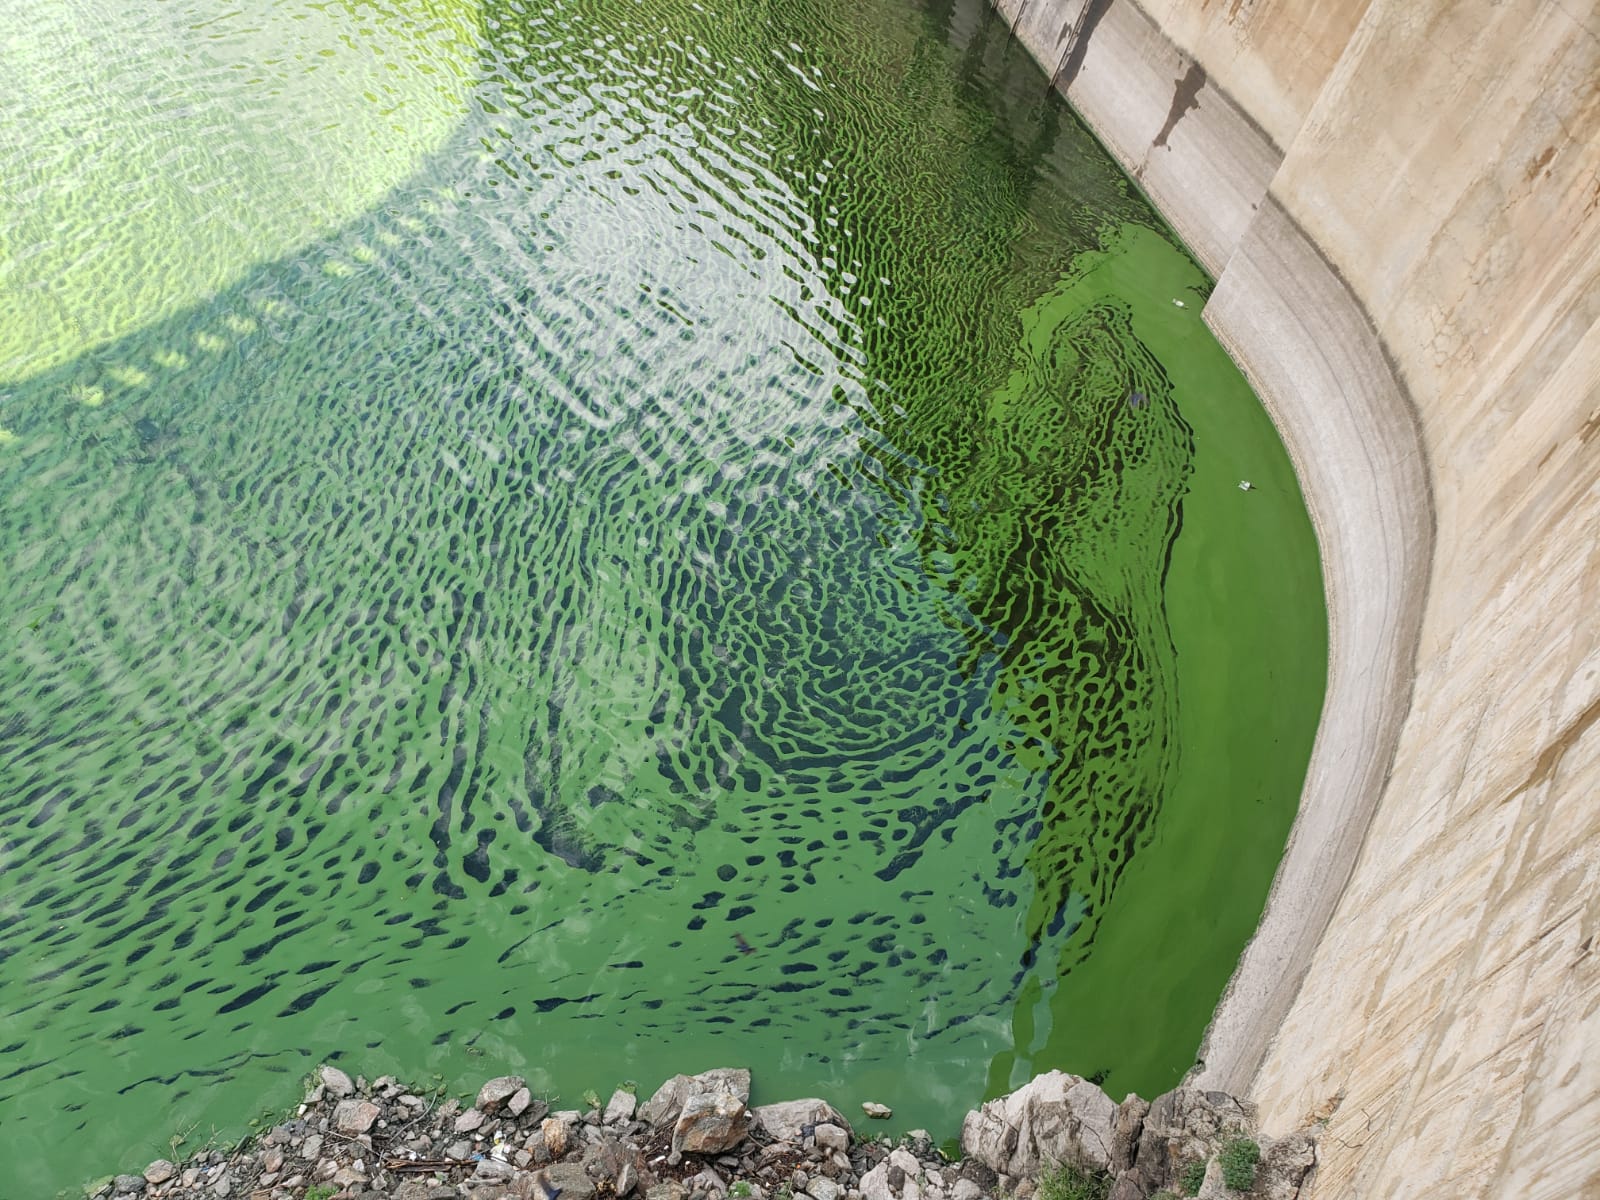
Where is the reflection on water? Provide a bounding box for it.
[0,0,1325,1193]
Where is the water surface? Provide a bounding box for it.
[0,0,1325,1192]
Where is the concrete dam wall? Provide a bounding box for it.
[988,0,1600,1195]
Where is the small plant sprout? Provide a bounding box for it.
[1220,1138,1261,1191]
[1035,1162,1110,1200]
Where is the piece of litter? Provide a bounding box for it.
[1239,480,1254,491]
[1172,298,1186,307]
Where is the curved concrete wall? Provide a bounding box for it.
[991,0,1600,1195]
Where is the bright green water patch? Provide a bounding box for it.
[0,0,480,382]
[0,0,1324,1193]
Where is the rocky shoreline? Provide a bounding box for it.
[90,1067,1316,1200]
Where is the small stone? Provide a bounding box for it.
[475,1160,516,1182]
[457,1109,487,1133]
[479,1076,527,1112]
[861,1103,892,1121]
[808,1180,842,1200]
[213,1175,232,1198]
[335,1098,383,1134]
[302,1135,324,1162]
[617,1162,639,1197]
[509,1087,535,1118]
[113,1176,146,1195]
[143,1161,177,1186]
[321,1066,356,1097]
[446,1139,474,1160]
[950,1183,982,1200]
[261,1149,285,1174]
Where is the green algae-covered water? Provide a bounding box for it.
[0,0,1326,1191]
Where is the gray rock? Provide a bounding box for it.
[959,1070,1118,1177]
[808,1179,843,1200]
[457,1108,487,1132]
[1110,1095,1149,1174]
[1130,1088,1252,1188]
[1253,1132,1316,1200]
[813,1123,850,1153]
[646,1184,686,1200]
[858,1162,895,1200]
[617,1161,639,1197]
[509,1087,535,1118]
[476,1159,517,1182]
[545,1161,598,1200]
[479,1076,528,1113]
[302,1134,325,1161]
[949,1182,982,1200]
[321,1065,356,1097]
[335,1098,383,1134]
[605,1089,639,1125]
[142,1160,176,1186]
[641,1069,752,1127]
[752,1100,854,1142]
[113,1176,146,1195]
[673,1091,750,1154]
[861,1103,892,1121]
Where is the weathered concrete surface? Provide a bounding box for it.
[992,0,1600,1195]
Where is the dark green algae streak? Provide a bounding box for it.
[0,0,1324,1192]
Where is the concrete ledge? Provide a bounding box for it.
[996,0,1280,276]
[1196,197,1433,1092]
[993,0,1436,1093]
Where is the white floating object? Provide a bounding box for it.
[1239,480,1255,491]
[1172,298,1186,307]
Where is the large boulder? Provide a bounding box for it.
[751,1098,854,1142]
[333,1099,381,1135]
[671,1090,750,1154]
[860,1148,925,1200]
[1252,1132,1317,1200]
[1109,1095,1149,1174]
[1130,1088,1254,1188]
[478,1076,528,1113]
[641,1068,752,1127]
[959,1071,1120,1177]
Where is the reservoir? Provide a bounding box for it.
[0,0,1325,1192]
